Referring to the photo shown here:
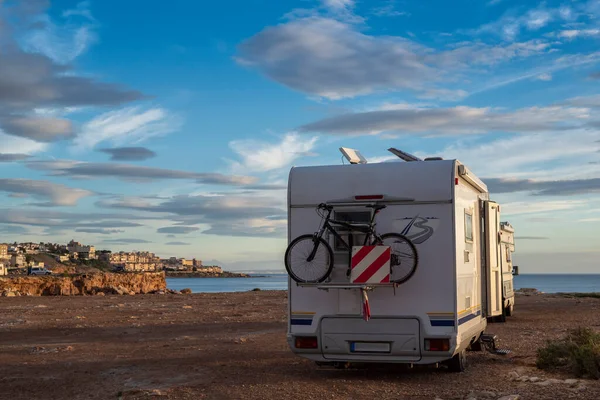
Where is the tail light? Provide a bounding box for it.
[355,195,384,201]
[424,338,450,351]
[295,336,318,349]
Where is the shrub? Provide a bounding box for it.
[536,327,600,379]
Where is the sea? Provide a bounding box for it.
[166,273,600,294]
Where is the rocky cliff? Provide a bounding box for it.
[0,272,166,296]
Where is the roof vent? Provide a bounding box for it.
[424,157,443,161]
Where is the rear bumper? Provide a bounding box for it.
[288,316,459,365]
[287,334,455,364]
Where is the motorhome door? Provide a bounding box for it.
[483,201,502,318]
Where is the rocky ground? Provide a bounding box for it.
[0,291,599,400]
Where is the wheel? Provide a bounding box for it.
[372,233,418,284]
[498,306,507,322]
[505,304,513,317]
[446,349,467,372]
[284,234,334,283]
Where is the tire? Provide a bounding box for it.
[285,235,334,283]
[469,338,483,352]
[446,349,467,372]
[505,304,513,317]
[372,233,418,284]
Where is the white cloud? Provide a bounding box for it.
[20,2,98,64]
[62,1,95,20]
[559,6,573,20]
[536,73,552,81]
[558,29,600,39]
[0,131,48,155]
[71,106,181,152]
[371,1,409,17]
[559,30,580,39]
[0,178,92,206]
[526,9,552,30]
[414,130,600,181]
[475,4,572,40]
[237,17,552,100]
[27,159,256,186]
[579,217,600,222]
[99,191,288,238]
[501,200,587,216]
[436,40,551,69]
[467,51,600,96]
[228,132,318,173]
[417,88,468,101]
[299,100,597,137]
[0,115,74,142]
[322,0,355,10]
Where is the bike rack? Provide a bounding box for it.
[295,282,396,290]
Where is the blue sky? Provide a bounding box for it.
[1,0,599,272]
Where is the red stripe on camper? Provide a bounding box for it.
[351,246,373,270]
[354,247,391,283]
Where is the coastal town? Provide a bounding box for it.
[0,240,227,276]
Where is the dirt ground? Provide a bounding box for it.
[1,291,599,400]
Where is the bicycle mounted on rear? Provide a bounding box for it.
[284,202,418,284]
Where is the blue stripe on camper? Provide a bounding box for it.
[458,310,482,325]
[291,312,315,326]
[427,312,455,327]
[291,318,313,326]
[430,319,455,327]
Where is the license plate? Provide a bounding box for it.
[350,342,391,353]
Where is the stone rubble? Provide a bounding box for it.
[506,370,587,391]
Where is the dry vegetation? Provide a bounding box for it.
[537,327,600,379]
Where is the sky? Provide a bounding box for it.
[0,0,599,273]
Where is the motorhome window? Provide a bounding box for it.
[332,211,371,251]
[506,247,512,262]
[465,211,473,242]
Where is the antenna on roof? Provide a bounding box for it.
[387,147,422,162]
[339,147,367,164]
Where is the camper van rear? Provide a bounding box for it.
[286,159,505,370]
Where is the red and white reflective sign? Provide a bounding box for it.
[350,246,391,284]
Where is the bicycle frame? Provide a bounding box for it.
[306,205,382,263]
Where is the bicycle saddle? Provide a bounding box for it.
[318,203,334,211]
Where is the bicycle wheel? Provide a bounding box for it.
[285,234,334,283]
[372,233,418,284]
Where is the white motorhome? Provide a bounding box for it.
[499,222,516,318]
[285,149,515,371]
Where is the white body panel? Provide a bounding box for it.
[483,201,503,318]
[500,223,516,312]
[286,160,508,365]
